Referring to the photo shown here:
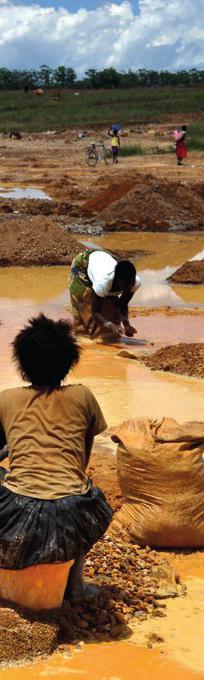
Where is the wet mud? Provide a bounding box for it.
[169,259,204,284]
[143,343,204,378]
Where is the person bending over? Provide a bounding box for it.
[69,250,141,339]
[0,314,112,602]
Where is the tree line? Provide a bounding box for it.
[0,65,204,90]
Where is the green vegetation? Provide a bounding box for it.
[188,122,204,150]
[120,144,145,156]
[0,86,204,134]
[1,66,204,90]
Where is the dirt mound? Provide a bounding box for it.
[82,177,137,215]
[143,343,204,379]
[168,260,204,283]
[89,448,123,511]
[0,216,81,266]
[0,198,79,217]
[0,538,181,666]
[0,605,58,665]
[81,174,204,231]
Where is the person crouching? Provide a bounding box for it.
[69,250,141,339]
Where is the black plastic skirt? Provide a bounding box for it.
[0,479,113,569]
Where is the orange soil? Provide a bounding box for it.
[169,259,204,283]
[143,343,204,378]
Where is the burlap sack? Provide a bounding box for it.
[110,417,204,547]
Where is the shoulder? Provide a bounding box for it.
[64,384,94,403]
[0,387,23,401]
[89,251,117,268]
[65,384,100,410]
[0,387,25,413]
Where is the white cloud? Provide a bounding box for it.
[0,0,203,72]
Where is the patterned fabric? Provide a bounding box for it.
[69,250,98,334]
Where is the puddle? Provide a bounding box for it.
[1,298,204,430]
[0,187,51,200]
[1,643,204,680]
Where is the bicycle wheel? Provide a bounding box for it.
[104,148,112,165]
[86,150,98,167]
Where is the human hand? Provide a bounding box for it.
[104,322,123,338]
[123,323,137,337]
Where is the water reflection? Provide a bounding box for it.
[0,187,51,200]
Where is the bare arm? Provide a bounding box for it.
[91,293,108,327]
[118,291,134,322]
[91,292,123,338]
[118,291,137,336]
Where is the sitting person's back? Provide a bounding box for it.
[0,314,112,601]
[1,383,105,499]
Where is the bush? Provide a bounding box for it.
[120,144,145,156]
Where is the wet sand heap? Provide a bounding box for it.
[143,343,204,379]
[168,260,204,284]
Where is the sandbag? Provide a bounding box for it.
[110,417,204,548]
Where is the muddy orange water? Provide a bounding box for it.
[1,643,204,680]
[1,232,204,678]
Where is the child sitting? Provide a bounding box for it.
[0,314,112,602]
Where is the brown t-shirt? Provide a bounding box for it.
[0,385,107,500]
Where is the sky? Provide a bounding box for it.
[0,0,204,74]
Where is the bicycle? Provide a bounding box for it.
[85,141,112,167]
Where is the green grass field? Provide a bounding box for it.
[0,87,204,143]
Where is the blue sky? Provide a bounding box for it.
[12,0,139,9]
[0,0,203,73]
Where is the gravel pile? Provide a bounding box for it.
[0,536,183,666]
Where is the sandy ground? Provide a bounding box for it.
[0,123,204,265]
[143,342,204,378]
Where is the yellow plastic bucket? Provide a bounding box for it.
[0,561,74,610]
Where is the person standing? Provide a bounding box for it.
[173,125,188,166]
[108,126,121,163]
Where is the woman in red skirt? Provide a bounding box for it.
[175,125,188,166]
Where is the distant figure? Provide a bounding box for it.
[77,129,88,140]
[35,88,44,96]
[9,129,22,140]
[173,125,188,166]
[108,126,121,163]
[24,84,29,94]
